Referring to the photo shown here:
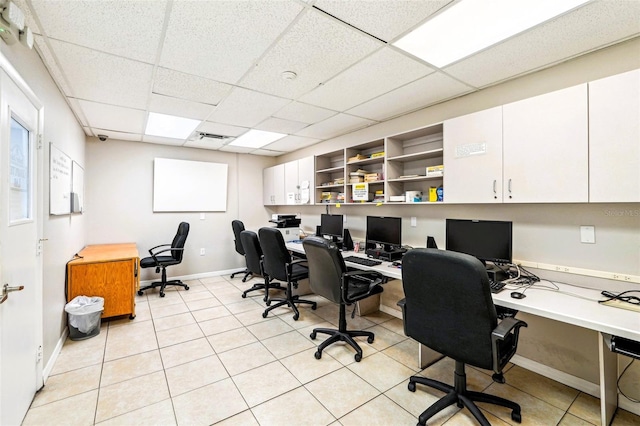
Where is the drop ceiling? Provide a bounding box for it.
[16,0,640,155]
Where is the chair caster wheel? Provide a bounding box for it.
[354,353,362,362]
[310,332,317,340]
[293,314,299,321]
[367,336,374,343]
[160,292,165,297]
[137,290,143,296]
[314,351,321,360]
[184,285,189,290]
[408,382,416,392]
[266,300,271,306]
[241,293,247,298]
[312,304,317,310]
[511,411,521,423]
[262,312,268,318]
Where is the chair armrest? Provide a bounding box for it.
[341,270,384,303]
[148,247,183,263]
[148,243,171,256]
[491,316,528,374]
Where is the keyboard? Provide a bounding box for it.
[489,280,506,293]
[343,256,382,267]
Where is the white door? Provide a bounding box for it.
[0,64,44,425]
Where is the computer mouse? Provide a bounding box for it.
[510,291,526,299]
[392,261,401,266]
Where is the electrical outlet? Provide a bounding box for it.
[411,217,417,227]
[580,225,595,243]
[200,248,205,256]
[200,213,205,220]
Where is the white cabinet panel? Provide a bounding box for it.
[589,69,640,202]
[503,84,588,203]
[263,164,285,205]
[443,107,503,203]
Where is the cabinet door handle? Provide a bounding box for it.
[493,180,497,199]
[508,179,513,199]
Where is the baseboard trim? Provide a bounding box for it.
[379,304,402,319]
[43,327,68,384]
[140,268,243,285]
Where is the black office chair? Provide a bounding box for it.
[258,227,317,320]
[303,236,384,362]
[400,248,527,426]
[230,220,252,281]
[239,230,285,301]
[138,222,190,298]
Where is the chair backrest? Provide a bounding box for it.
[240,230,263,276]
[302,236,345,304]
[402,248,498,370]
[258,227,292,282]
[232,220,245,256]
[171,222,190,261]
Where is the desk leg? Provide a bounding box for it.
[599,332,617,425]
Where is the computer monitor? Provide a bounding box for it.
[320,214,343,242]
[366,216,402,252]
[445,219,512,266]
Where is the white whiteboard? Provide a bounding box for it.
[49,143,71,215]
[153,158,228,212]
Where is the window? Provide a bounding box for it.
[9,116,32,222]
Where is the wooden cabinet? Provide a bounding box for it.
[67,244,139,319]
[386,124,444,204]
[263,164,285,205]
[502,84,588,203]
[444,107,502,203]
[589,69,640,202]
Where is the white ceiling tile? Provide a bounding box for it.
[34,36,72,96]
[197,121,248,137]
[184,138,228,150]
[273,101,336,124]
[347,72,473,121]
[208,87,290,127]
[240,8,382,98]
[148,94,213,121]
[251,149,284,156]
[50,39,153,109]
[142,135,184,146]
[262,135,320,152]
[30,0,166,63]
[295,113,375,139]
[255,117,308,134]
[160,0,303,84]
[445,0,640,88]
[90,129,142,142]
[77,100,146,134]
[313,0,449,41]
[153,68,232,106]
[299,47,434,111]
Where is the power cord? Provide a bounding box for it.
[618,359,640,403]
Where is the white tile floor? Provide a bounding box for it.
[23,275,640,425]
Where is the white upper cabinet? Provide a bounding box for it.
[589,69,640,202]
[503,84,588,203]
[284,156,314,205]
[263,164,285,205]
[443,107,503,203]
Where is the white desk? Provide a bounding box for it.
[287,241,640,425]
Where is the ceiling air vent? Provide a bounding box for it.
[197,132,234,143]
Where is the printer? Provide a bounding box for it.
[269,214,301,228]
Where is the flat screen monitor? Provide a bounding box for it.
[320,214,343,240]
[366,216,402,251]
[445,219,513,265]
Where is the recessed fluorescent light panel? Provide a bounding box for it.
[393,0,590,68]
[145,112,201,139]
[229,129,286,148]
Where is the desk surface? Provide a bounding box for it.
[287,241,640,342]
[71,243,139,264]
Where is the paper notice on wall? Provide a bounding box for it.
[352,182,369,201]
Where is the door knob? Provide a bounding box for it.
[0,283,24,304]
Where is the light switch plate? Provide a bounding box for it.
[580,226,595,244]
[411,217,417,227]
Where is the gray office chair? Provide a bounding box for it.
[239,230,284,301]
[258,227,317,320]
[302,236,384,362]
[401,248,527,426]
[138,222,190,298]
[231,220,252,281]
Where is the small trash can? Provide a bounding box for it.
[65,296,104,341]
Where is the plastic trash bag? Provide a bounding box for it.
[65,296,104,333]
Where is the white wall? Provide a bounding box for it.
[0,44,86,366]
[85,139,275,280]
